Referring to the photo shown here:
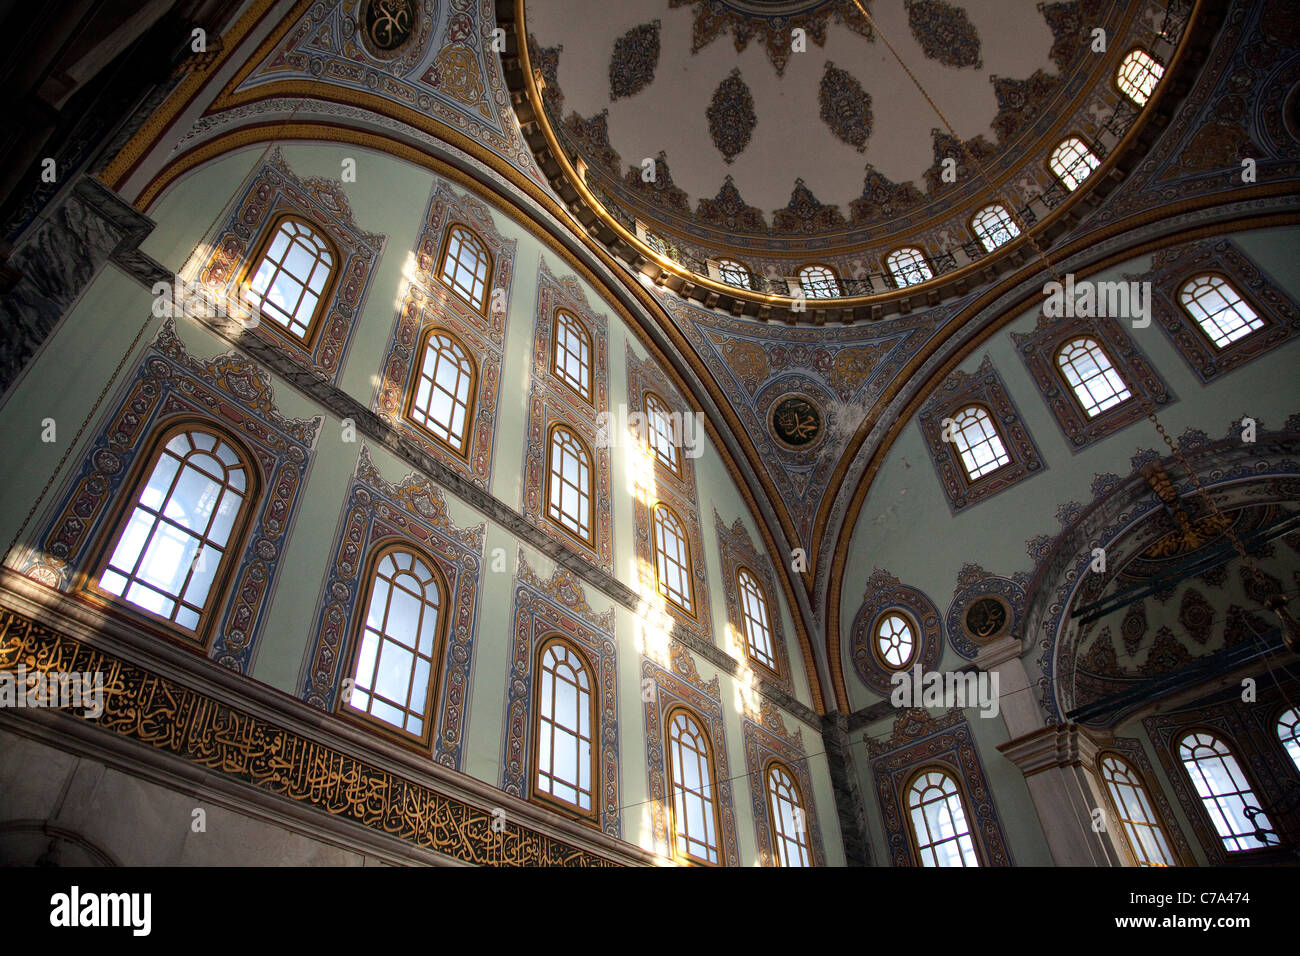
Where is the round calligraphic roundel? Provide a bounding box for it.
[769,393,824,450]
[963,595,1010,643]
[360,0,419,57]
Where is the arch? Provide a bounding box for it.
[341,542,448,746]
[651,503,695,615]
[947,403,1011,481]
[1050,137,1100,191]
[872,609,918,671]
[406,327,477,456]
[438,222,493,313]
[736,566,777,674]
[1054,336,1132,418]
[544,423,596,547]
[551,308,594,405]
[664,705,723,865]
[1177,729,1274,852]
[885,247,932,288]
[716,258,753,290]
[240,213,338,345]
[1116,47,1164,106]
[1097,751,1178,866]
[1177,273,1265,349]
[1278,706,1300,775]
[91,420,259,641]
[970,204,1020,253]
[764,759,812,867]
[904,766,981,867]
[642,390,681,476]
[530,635,598,820]
[797,264,840,299]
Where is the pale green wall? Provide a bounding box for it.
[0,144,840,865]
[839,225,1300,865]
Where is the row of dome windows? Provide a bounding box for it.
[649,48,1165,298]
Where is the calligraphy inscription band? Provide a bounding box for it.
[0,609,620,867]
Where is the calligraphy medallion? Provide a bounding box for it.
[963,595,1010,643]
[360,0,419,58]
[769,393,824,450]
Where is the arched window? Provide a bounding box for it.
[643,391,680,475]
[1050,137,1100,191]
[551,310,593,404]
[1178,275,1265,349]
[1099,753,1177,866]
[765,761,812,867]
[798,264,840,299]
[1178,731,1274,852]
[408,329,475,456]
[1279,707,1300,774]
[342,545,445,743]
[244,216,336,343]
[906,768,980,867]
[1055,337,1132,417]
[95,425,255,634]
[948,405,1011,481]
[666,707,722,864]
[736,568,776,672]
[532,637,596,817]
[717,259,753,290]
[1117,48,1164,106]
[970,204,1021,253]
[874,611,916,670]
[886,247,933,288]
[545,425,594,545]
[438,223,492,313]
[652,503,694,615]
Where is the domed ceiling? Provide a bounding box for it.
[525,0,1134,281]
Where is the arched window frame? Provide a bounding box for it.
[651,502,696,617]
[1097,751,1179,867]
[947,402,1012,483]
[550,309,595,406]
[1277,705,1300,776]
[237,213,340,348]
[969,204,1021,253]
[1114,47,1164,107]
[735,566,778,676]
[642,390,682,478]
[1049,136,1101,191]
[543,423,596,548]
[797,264,841,299]
[1052,336,1134,419]
[1176,728,1275,853]
[338,541,449,749]
[89,419,260,645]
[529,635,600,824]
[872,609,919,672]
[903,765,982,867]
[664,705,724,865]
[885,247,933,288]
[437,221,493,315]
[404,326,478,459]
[1175,272,1267,351]
[764,759,813,867]
[716,258,753,291]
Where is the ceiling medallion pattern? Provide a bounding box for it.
[773,178,845,234]
[696,175,768,232]
[818,61,872,153]
[770,393,825,450]
[707,68,757,163]
[360,0,420,56]
[905,0,982,70]
[668,0,874,77]
[609,20,661,100]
